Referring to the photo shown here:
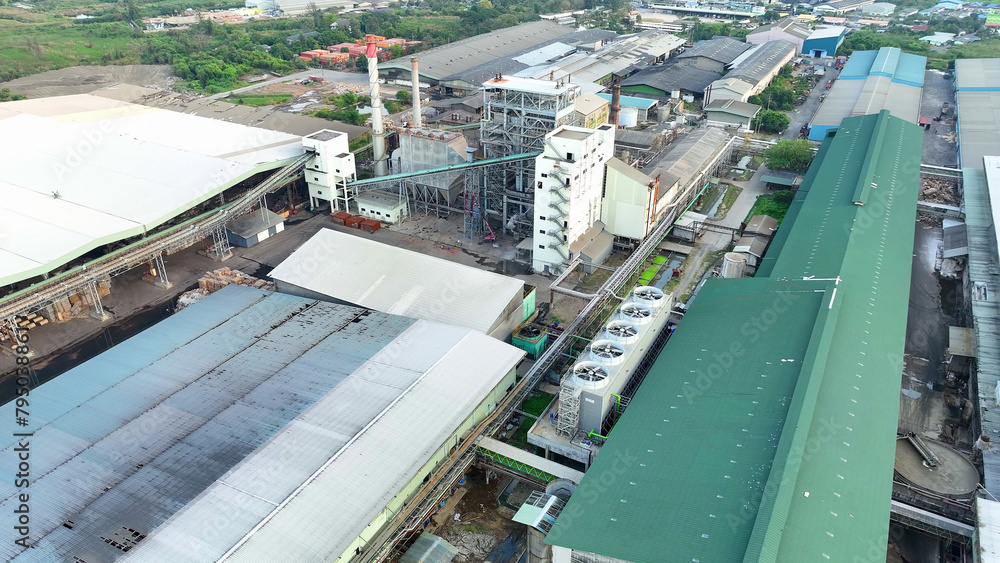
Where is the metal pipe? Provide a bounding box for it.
[366,35,388,177]
[410,57,422,128]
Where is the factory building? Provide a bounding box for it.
[303,129,357,211]
[704,98,761,128]
[570,92,610,128]
[674,36,752,73]
[745,17,812,52]
[355,190,408,223]
[0,93,304,290]
[225,208,285,248]
[531,124,616,274]
[955,60,1000,506]
[812,0,876,13]
[376,21,610,94]
[862,1,897,14]
[0,284,524,562]
[595,93,658,124]
[620,62,723,100]
[270,228,533,339]
[801,25,847,57]
[704,40,798,104]
[955,58,1000,169]
[546,110,923,563]
[600,128,729,244]
[808,46,925,140]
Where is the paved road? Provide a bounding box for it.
[207,69,369,100]
[782,62,841,141]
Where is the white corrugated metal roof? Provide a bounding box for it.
[0,285,523,562]
[269,228,525,335]
[979,495,1000,560]
[0,94,302,287]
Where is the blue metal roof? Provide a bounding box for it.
[840,50,878,79]
[596,92,657,110]
[892,52,928,87]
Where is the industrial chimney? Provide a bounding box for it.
[410,56,422,129]
[366,35,388,177]
[609,78,621,128]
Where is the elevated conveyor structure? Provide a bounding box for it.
[0,153,312,330]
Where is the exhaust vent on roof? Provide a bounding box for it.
[632,285,665,308]
[571,360,611,389]
[589,340,626,366]
[620,303,653,325]
[604,320,640,344]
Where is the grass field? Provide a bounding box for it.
[509,391,555,452]
[227,92,293,106]
[745,190,794,224]
[0,17,142,80]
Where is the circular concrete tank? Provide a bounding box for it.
[721,253,747,278]
[894,436,980,498]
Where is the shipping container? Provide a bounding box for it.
[331,211,352,225]
[345,215,365,229]
[360,219,382,233]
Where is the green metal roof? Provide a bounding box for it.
[546,110,923,562]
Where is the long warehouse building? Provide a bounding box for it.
[269,228,533,339]
[0,284,524,562]
[0,93,304,288]
[808,46,925,140]
[545,110,922,562]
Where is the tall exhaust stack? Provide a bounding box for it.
[410,56,422,128]
[609,78,621,128]
[366,35,388,176]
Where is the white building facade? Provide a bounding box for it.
[532,124,616,273]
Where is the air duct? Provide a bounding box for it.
[410,56,422,129]
[366,35,388,177]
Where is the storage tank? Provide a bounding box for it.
[721,252,748,278]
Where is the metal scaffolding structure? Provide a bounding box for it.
[480,79,580,234]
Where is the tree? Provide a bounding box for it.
[764,139,816,173]
[355,54,368,70]
[478,0,493,8]
[307,2,323,30]
[0,88,25,102]
[395,89,411,102]
[754,109,790,134]
[390,43,403,58]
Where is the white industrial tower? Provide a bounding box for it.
[532,124,615,274]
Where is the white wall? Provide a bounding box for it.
[532,124,615,273]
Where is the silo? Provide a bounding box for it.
[721,252,748,278]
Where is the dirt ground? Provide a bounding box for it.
[0,64,174,98]
[426,469,533,563]
[258,82,315,96]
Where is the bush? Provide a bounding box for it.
[395,89,411,102]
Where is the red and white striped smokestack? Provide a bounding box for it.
[366,35,388,177]
[410,56,422,129]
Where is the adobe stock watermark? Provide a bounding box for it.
[53,118,117,184]
[682,290,802,404]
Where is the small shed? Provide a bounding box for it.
[356,191,408,223]
[225,208,285,248]
[760,170,803,189]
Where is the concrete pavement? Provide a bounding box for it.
[782,63,840,141]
